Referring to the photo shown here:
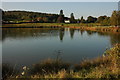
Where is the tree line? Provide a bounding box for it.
[1,9,120,26]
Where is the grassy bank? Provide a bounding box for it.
[2,23,101,27]
[2,23,120,34]
[3,44,120,79]
[79,27,120,34]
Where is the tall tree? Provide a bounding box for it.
[110,11,120,26]
[70,13,76,23]
[60,10,64,16]
[57,10,64,23]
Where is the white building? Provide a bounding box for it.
[64,20,70,23]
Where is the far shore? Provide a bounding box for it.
[2,23,120,34]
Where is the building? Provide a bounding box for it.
[64,20,70,23]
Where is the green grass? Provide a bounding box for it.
[2,23,102,27]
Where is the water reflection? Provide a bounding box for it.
[80,30,85,36]
[86,30,97,36]
[59,28,65,42]
[2,28,120,45]
[69,28,75,39]
[2,28,60,41]
[97,32,120,45]
[2,27,120,67]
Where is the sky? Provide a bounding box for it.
[1,0,120,2]
[2,2,118,19]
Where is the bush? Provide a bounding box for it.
[2,63,19,79]
[30,59,70,75]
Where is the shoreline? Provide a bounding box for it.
[2,23,120,34]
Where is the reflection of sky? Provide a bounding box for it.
[2,29,112,66]
[2,2,118,19]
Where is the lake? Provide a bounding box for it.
[2,27,120,67]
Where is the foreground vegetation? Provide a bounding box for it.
[2,44,120,79]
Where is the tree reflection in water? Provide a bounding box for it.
[2,27,120,46]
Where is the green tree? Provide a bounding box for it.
[80,16,86,23]
[101,17,110,26]
[96,16,107,23]
[60,10,64,16]
[57,10,64,23]
[57,15,64,23]
[86,16,97,23]
[70,13,76,23]
[110,11,119,26]
[2,10,59,23]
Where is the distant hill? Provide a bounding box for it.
[2,10,69,23]
[2,10,61,23]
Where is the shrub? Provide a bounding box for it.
[2,63,19,79]
[30,59,70,75]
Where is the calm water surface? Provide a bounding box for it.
[2,28,120,67]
